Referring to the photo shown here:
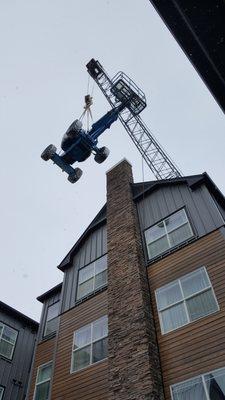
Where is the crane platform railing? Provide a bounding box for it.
[86,58,182,180]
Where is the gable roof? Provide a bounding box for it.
[58,204,107,271]
[0,301,39,330]
[132,173,225,208]
[57,172,225,272]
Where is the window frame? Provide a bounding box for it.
[0,321,18,361]
[144,207,195,261]
[70,315,108,374]
[33,361,52,400]
[170,366,225,400]
[0,386,5,400]
[43,301,60,338]
[155,267,219,334]
[76,254,108,301]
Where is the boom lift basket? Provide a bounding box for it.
[86,59,104,79]
[111,72,147,116]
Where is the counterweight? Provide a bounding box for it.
[86,59,182,180]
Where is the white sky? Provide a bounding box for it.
[0,0,224,321]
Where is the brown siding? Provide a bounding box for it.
[28,337,56,400]
[148,229,225,399]
[51,290,108,400]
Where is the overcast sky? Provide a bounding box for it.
[0,0,224,321]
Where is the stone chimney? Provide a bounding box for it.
[107,159,164,400]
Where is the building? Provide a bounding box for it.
[28,159,225,399]
[148,0,225,113]
[0,301,38,400]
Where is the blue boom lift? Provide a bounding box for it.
[41,63,146,183]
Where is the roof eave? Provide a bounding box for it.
[57,204,107,272]
[37,282,63,303]
[0,301,39,329]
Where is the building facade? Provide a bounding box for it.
[28,159,225,399]
[0,301,38,400]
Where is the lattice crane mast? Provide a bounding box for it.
[86,59,182,180]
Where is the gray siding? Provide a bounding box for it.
[0,311,37,400]
[136,182,224,260]
[212,194,225,222]
[37,290,61,343]
[61,223,107,313]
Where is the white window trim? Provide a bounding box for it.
[77,256,107,300]
[70,316,108,374]
[145,208,194,259]
[33,361,52,400]
[170,365,225,400]
[155,266,219,335]
[0,386,4,400]
[0,322,18,360]
[43,301,60,337]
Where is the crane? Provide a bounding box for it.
[41,59,181,183]
[41,61,151,183]
[40,80,147,183]
[86,59,182,180]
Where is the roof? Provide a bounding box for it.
[57,173,225,273]
[132,173,225,209]
[0,301,39,330]
[148,0,225,113]
[58,204,107,271]
[37,282,63,303]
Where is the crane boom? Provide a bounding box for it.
[86,59,182,180]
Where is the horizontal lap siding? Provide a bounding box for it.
[28,337,56,400]
[148,229,225,399]
[51,290,108,400]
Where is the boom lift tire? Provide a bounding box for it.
[67,168,83,183]
[94,146,110,164]
[41,144,57,161]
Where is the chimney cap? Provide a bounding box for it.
[106,158,132,174]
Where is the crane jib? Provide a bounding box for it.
[86,59,182,180]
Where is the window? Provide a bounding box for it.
[155,267,219,334]
[0,386,4,400]
[44,302,60,337]
[34,362,52,400]
[0,322,18,360]
[171,366,225,399]
[77,255,107,300]
[145,209,193,259]
[71,315,108,373]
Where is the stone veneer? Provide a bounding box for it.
[106,159,164,400]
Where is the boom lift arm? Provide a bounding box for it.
[86,59,182,180]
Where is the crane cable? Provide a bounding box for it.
[79,75,95,131]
